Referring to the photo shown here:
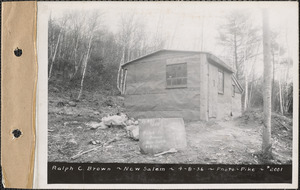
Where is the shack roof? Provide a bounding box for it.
[121,49,234,73]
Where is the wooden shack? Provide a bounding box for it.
[119,49,243,121]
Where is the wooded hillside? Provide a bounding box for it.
[48,9,293,115]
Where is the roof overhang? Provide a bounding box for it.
[122,49,234,74]
[121,49,204,68]
[206,53,233,73]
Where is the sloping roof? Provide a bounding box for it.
[121,49,234,73]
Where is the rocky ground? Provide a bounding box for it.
[48,87,293,164]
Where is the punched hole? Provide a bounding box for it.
[12,129,22,138]
[14,47,22,57]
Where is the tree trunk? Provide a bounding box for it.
[244,73,248,111]
[233,33,238,76]
[248,81,253,107]
[71,35,80,80]
[262,9,273,158]
[48,29,62,80]
[77,33,93,100]
[271,51,275,111]
[243,29,249,111]
[278,78,284,115]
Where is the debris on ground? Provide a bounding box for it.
[93,111,101,115]
[90,140,97,145]
[89,140,102,145]
[103,98,114,107]
[154,148,178,157]
[59,138,79,156]
[63,121,79,127]
[125,125,139,140]
[49,89,292,164]
[68,101,77,107]
[125,118,139,126]
[86,121,108,130]
[71,136,121,160]
[102,113,128,126]
[56,101,65,107]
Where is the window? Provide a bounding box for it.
[218,70,224,94]
[166,63,187,88]
[232,84,235,97]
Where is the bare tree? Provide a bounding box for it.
[48,16,69,80]
[77,12,101,100]
[217,10,261,112]
[262,9,273,158]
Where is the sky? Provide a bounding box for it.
[41,1,298,78]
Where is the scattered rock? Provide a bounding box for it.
[126,125,139,140]
[64,107,75,115]
[102,113,127,126]
[77,126,82,129]
[89,140,97,145]
[68,101,77,107]
[98,123,108,129]
[66,139,78,147]
[58,111,64,115]
[103,99,114,107]
[95,140,100,144]
[125,119,135,126]
[56,101,65,107]
[86,121,107,130]
[93,111,101,115]
[248,149,256,154]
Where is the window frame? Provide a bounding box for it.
[166,62,188,89]
[218,69,224,94]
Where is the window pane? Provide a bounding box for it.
[166,63,187,88]
[177,78,182,85]
[166,66,171,79]
[167,79,172,86]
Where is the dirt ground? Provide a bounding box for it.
[48,88,293,164]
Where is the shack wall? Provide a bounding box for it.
[123,52,202,121]
[232,93,242,117]
[217,71,233,119]
[207,63,219,118]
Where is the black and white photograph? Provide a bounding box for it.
[35,1,298,187]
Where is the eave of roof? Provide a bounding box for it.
[121,49,205,67]
[206,53,233,73]
[121,49,233,73]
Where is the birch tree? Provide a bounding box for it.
[48,17,69,80]
[77,12,100,100]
